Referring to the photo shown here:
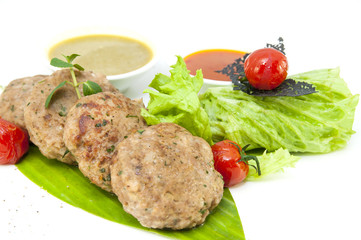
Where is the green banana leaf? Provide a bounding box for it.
[17,146,245,240]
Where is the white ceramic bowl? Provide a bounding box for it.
[199,78,232,93]
[203,77,232,87]
[45,26,158,92]
[181,48,247,93]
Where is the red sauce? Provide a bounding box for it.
[184,49,246,81]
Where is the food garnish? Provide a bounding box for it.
[217,38,317,96]
[211,140,260,187]
[244,48,288,90]
[200,68,359,153]
[0,118,29,164]
[141,56,213,144]
[141,56,309,180]
[247,148,299,180]
[45,54,102,108]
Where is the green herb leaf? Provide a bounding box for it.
[65,54,80,63]
[73,63,84,71]
[49,54,83,100]
[62,149,70,158]
[17,146,245,240]
[106,145,115,153]
[50,58,74,68]
[45,81,67,108]
[137,129,145,134]
[83,80,103,96]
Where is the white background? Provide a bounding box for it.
[0,0,360,240]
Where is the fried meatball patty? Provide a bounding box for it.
[110,123,224,230]
[24,69,118,164]
[63,91,147,192]
[0,75,47,130]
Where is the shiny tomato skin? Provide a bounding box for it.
[211,140,249,187]
[244,48,288,90]
[0,118,29,165]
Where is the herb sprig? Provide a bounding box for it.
[45,54,102,108]
[216,38,317,97]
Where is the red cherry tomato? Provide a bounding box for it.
[211,140,260,187]
[244,48,288,90]
[0,118,29,164]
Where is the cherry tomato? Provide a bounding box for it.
[244,48,288,90]
[0,118,29,164]
[211,140,260,187]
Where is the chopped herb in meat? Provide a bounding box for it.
[106,145,115,153]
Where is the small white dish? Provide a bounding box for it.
[107,52,158,92]
[45,26,158,92]
[181,48,247,92]
[203,77,233,87]
[200,77,232,93]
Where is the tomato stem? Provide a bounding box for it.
[228,142,242,153]
[241,155,261,176]
[234,144,261,176]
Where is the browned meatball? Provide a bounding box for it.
[0,75,47,130]
[24,69,118,164]
[63,91,147,192]
[110,123,224,230]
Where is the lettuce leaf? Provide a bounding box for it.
[199,68,359,153]
[141,56,213,144]
[247,148,300,180]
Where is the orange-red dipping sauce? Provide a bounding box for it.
[184,49,247,81]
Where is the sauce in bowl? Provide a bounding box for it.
[48,34,153,76]
[184,49,246,81]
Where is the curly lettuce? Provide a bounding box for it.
[141,56,213,144]
[141,59,358,179]
[200,68,359,153]
[247,148,300,180]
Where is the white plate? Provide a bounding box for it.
[1,1,361,240]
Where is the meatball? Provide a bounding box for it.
[110,123,224,230]
[0,75,47,130]
[24,69,118,164]
[63,91,147,192]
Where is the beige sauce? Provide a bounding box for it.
[48,34,153,76]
